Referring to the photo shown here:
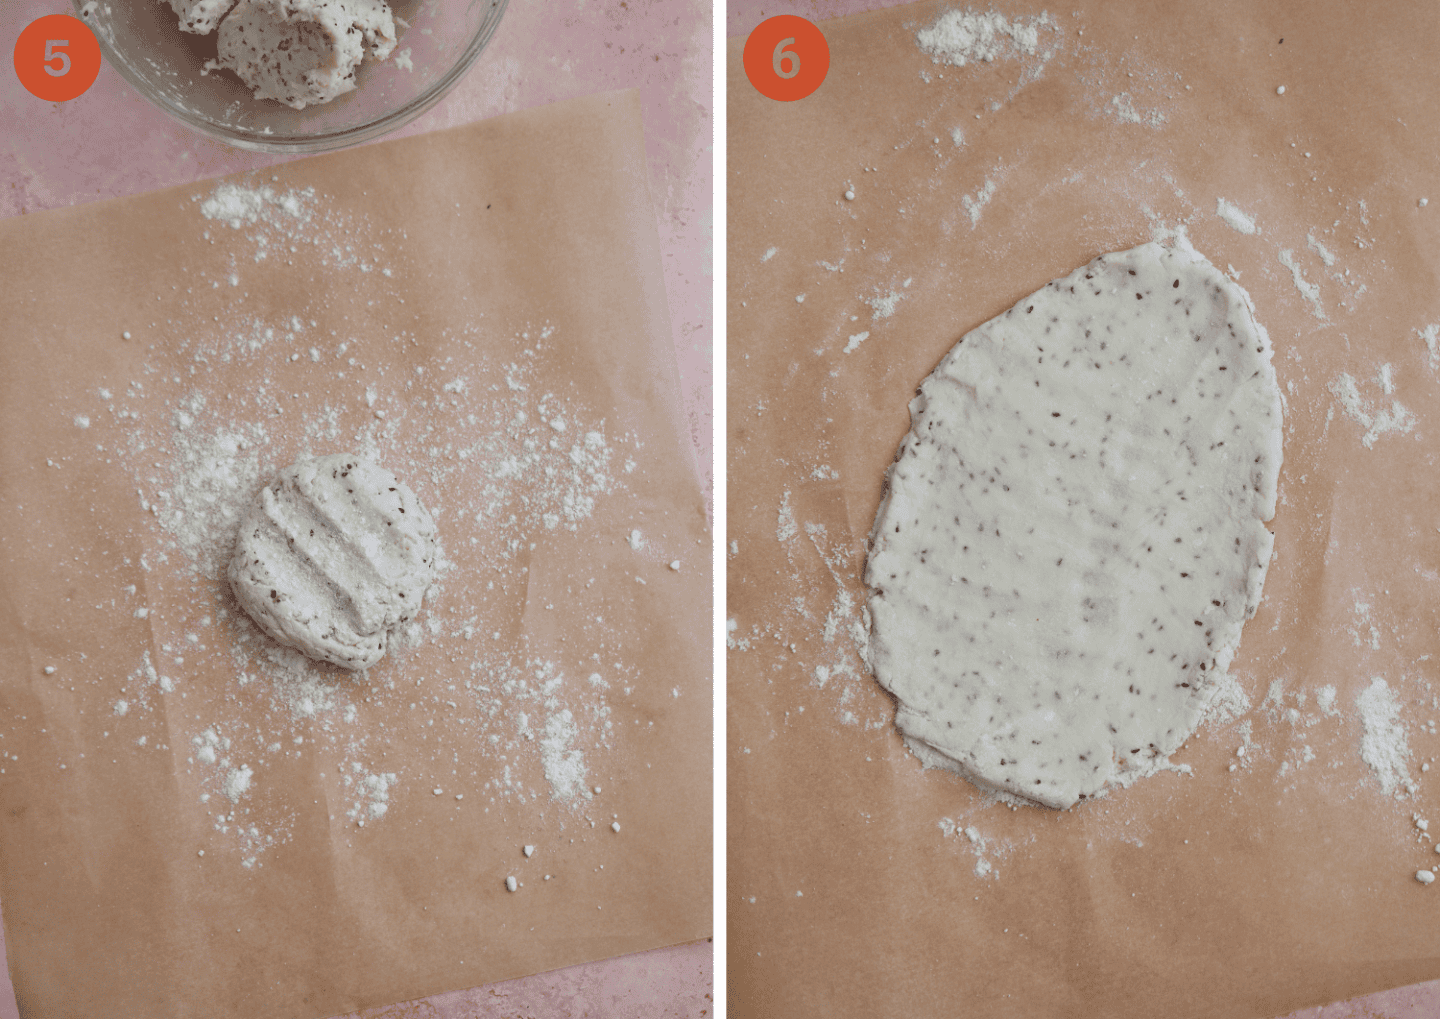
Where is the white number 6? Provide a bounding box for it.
[44,39,71,77]
[772,37,799,79]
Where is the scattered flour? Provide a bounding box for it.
[539,709,593,804]
[1278,249,1327,321]
[916,9,1051,67]
[1418,324,1440,373]
[776,491,797,543]
[62,179,633,869]
[1377,363,1396,395]
[1328,373,1416,448]
[1108,93,1165,128]
[1204,671,1252,726]
[938,817,1019,878]
[1356,678,1414,797]
[1306,231,1337,266]
[1215,198,1259,236]
[199,183,313,231]
[865,279,912,321]
[962,178,998,227]
[1349,595,1383,650]
[843,331,870,354]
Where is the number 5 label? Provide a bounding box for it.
[743,15,829,102]
[14,15,101,102]
[44,40,73,78]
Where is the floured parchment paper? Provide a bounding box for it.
[0,90,710,1019]
[727,2,1440,1017]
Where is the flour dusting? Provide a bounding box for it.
[1306,231,1337,267]
[1418,324,1440,373]
[1356,678,1414,797]
[916,9,1052,67]
[1278,249,1326,321]
[51,178,641,869]
[962,178,998,227]
[1215,198,1259,236]
[1328,373,1416,448]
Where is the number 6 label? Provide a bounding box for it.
[743,15,829,102]
[14,14,102,102]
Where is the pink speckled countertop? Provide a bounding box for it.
[0,0,711,1015]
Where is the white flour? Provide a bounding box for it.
[1108,93,1166,128]
[1306,232,1337,266]
[1356,678,1414,797]
[195,181,387,281]
[1328,373,1416,448]
[776,491,797,543]
[200,182,311,229]
[962,178,998,227]
[1216,198,1260,235]
[916,9,1052,68]
[1277,249,1326,320]
[1418,324,1440,373]
[864,280,911,321]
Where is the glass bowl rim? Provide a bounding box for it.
[75,0,510,154]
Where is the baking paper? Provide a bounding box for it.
[727,3,1440,1016]
[0,90,710,1019]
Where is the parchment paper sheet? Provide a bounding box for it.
[0,90,710,1018]
[727,3,1440,1016]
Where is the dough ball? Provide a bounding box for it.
[165,0,240,35]
[865,240,1283,809]
[216,0,397,109]
[229,454,437,670]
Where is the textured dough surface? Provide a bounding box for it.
[865,240,1282,809]
[229,454,437,670]
[216,0,396,109]
[165,0,240,34]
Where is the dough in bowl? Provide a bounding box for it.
[229,453,437,670]
[864,240,1282,808]
[215,0,398,109]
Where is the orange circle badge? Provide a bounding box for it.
[14,14,102,102]
[743,15,829,102]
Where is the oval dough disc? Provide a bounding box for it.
[865,240,1283,808]
[229,453,437,670]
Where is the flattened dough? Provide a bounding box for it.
[865,240,1282,808]
[229,454,437,670]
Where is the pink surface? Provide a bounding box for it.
[1,0,711,1015]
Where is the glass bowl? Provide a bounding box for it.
[76,0,508,153]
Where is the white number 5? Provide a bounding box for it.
[772,37,799,79]
[44,39,71,77]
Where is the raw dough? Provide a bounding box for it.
[229,454,437,670]
[865,240,1282,809]
[165,0,239,35]
[215,0,397,109]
